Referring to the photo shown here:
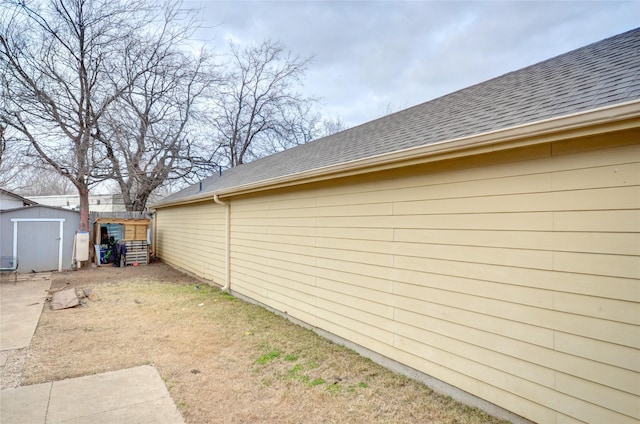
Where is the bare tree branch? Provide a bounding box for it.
[0,0,153,229]
[0,0,211,217]
[212,39,319,167]
[94,3,218,211]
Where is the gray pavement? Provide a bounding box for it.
[1,365,184,424]
[0,275,51,350]
[0,276,184,423]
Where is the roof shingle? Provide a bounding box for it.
[157,27,640,205]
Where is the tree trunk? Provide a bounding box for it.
[131,194,149,212]
[122,189,150,212]
[78,186,90,232]
[75,185,91,268]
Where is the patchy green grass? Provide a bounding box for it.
[255,350,281,365]
[24,264,512,424]
[284,353,298,362]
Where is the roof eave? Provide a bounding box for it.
[0,189,38,206]
[152,99,640,209]
[148,191,216,210]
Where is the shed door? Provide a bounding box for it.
[17,221,60,272]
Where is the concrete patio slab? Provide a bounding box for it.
[59,397,184,424]
[0,278,51,350]
[0,381,51,423]
[1,276,184,423]
[1,365,184,424]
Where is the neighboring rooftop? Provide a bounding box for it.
[156,28,640,206]
[25,194,126,213]
[0,188,38,210]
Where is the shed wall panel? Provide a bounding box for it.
[0,206,79,271]
[225,138,640,423]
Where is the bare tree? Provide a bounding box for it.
[212,40,318,167]
[318,116,347,138]
[0,0,150,230]
[1,124,76,194]
[18,169,77,196]
[0,125,23,189]
[1,1,340,215]
[93,4,217,211]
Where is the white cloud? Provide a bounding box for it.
[187,0,640,127]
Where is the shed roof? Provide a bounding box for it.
[154,28,640,207]
[0,203,80,215]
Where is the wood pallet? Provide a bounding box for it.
[124,240,149,265]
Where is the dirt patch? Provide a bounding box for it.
[0,348,28,389]
[23,263,509,423]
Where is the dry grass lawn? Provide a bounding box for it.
[23,263,510,423]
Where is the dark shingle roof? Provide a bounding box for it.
[157,28,640,206]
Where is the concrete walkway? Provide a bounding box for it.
[1,365,184,423]
[0,274,51,351]
[0,276,184,423]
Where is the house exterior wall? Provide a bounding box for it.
[26,194,126,212]
[0,193,25,210]
[0,206,80,271]
[155,131,639,423]
[155,200,226,283]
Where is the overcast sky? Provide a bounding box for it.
[185,1,640,128]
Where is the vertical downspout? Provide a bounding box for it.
[213,194,230,291]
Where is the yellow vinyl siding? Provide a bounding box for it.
[554,332,639,372]
[155,201,225,283]
[225,136,639,423]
